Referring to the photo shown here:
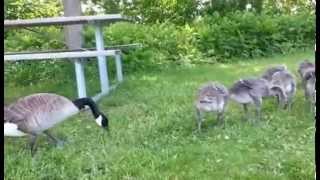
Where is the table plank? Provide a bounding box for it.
[4,14,126,28]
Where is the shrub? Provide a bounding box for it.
[195,12,315,61]
[4,12,315,86]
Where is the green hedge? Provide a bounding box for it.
[196,12,315,61]
[100,11,315,65]
[4,12,315,86]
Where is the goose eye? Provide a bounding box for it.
[101,118,108,129]
[101,115,108,128]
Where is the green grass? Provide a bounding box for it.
[4,50,315,179]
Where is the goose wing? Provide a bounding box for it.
[242,79,269,97]
[197,82,227,103]
[262,65,286,80]
[4,106,25,123]
[5,93,79,133]
[239,79,258,89]
[229,80,253,95]
[271,71,295,87]
[4,106,31,134]
[11,93,76,114]
[214,83,229,96]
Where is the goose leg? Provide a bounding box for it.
[281,94,288,110]
[217,112,225,128]
[255,106,261,124]
[251,96,262,124]
[216,113,221,125]
[287,97,292,111]
[219,100,228,128]
[277,95,283,111]
[29,135,38,156]
[306,92,315,113]
[276,95,280,108]
[311,99,315,114]
[196,108,202,132]
[278,95,285,110]
[243,104,249,121]
[289,83,296,111]
[304,89,309,102]
[44,130,64,148]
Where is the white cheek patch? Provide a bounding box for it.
[95,115,102,126]
[4,122,27,137]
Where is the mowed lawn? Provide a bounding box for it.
[4,50,315,179]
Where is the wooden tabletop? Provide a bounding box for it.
[4,14,127,28]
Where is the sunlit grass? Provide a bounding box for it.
[4,50,315,179]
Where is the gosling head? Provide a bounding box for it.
[269,85,288,108]
[303,71,315,82]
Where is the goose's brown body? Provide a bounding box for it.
[4,93,79,135]
[4,93,109,156]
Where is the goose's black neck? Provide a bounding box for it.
[72,98,100,118]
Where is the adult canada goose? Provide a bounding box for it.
[195,82,229,131]
[4,93,109,155]
[269,70,296,110]
[261,65,287,81]
[229,78,285,123]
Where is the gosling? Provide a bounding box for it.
[298,60,315,86]
[229,78,285,123]
[303,70,316,112]
[195,82,229,131]
[269,70,296,110]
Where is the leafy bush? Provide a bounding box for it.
[4,11,315,86]
[4,0,62,20]
[98,11,314,66]
[5,27,65,52]
[83,21,202,70]
[4,61,74,86]
[196,12,315,61]
[4,27,70,86]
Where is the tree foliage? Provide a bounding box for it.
[4,0,315,86]
[4,0,62,19]
[80,0,314,24]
